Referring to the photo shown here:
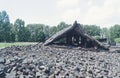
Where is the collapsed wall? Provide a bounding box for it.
[44,21,109,50]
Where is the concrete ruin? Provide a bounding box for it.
[44,21,109,50]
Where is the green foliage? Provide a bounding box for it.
[93,36,101,39]
[1,10,120,43]
[84,25,101,36]
[101,28,110,38]
[114,38,120,43]
[0,10,10,42]
[14,19,28,42]
[110,24,120,41]
[57,22,69,31]
[36,31,45,42]
[49,26,57,37]
[27,24,45,42]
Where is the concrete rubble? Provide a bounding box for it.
[0,43,120,78]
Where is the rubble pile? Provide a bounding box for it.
[0,43,120,78]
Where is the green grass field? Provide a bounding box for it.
[0,42,37,49]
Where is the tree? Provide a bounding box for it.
[14,19,30,42]
[110,24,120,42]
[43,25,50,40]
[57,22,70,31]
[49,26,57,37]
[36,31,45,42]
[27,24,45,42]
[0,10,10,42]
[84,25,101,37]
[9,24,16,42]
[101,27,110,41]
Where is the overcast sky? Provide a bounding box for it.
[0,0,120,28]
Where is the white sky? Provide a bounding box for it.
[0,0,120,28]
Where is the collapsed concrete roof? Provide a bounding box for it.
[44,21,109,50]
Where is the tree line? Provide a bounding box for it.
[0,10,120,43]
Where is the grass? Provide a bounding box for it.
[0,42,37,49]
